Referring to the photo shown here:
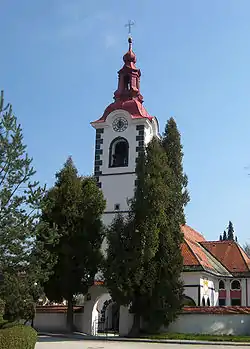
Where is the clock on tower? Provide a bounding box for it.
[91,37,160,228]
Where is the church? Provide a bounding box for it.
[35,36,250,336]
[83,36,250,335]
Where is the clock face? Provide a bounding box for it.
[112,117,128,132]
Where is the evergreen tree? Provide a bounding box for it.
[0,90,56,322]
[223,230,227,241]
[105,136,185,334]
[219,234,223,241]
[42,158,106,331]
[243,243,250,257]
[162,117,189,224]
[227,221,234,241]
[105,139,171,334]
[147,117,189,330]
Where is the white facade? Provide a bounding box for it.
[91,109,159,229]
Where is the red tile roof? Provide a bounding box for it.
[182,306,250,314]
[201,241,250,274]
[181,225,206,243]
[36,306,84,313]
[181,225,230,275]
[181,241,200,267]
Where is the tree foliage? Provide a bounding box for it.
[0,90,56,322]
[41,158,106,331]
[227,221,234,241]
[243,243,250,257]
[105,118,188,334]
[220,222,237,241]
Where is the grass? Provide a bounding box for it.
[141,332,250,342]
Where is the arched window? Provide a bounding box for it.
[219,280,225,290]
[202,297,206,306]
[207,298,210,306]
[231,280,241,290]
[182,295,196,307]
[109,137,129,168]
[124,75,131,90]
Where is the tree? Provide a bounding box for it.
[105,139,171,334]
[219,234,223,241]
[223,230,227,241]
[243,243,250,257]
[147,117,189,330]
[227,221,234,241]
[105,134,186,334]
[0,90,56,322]
[41,158,106,331]
[162,117,189,224]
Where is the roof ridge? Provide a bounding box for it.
[184,239,204,268]
[236,243,250,272]
[200,241,232,274]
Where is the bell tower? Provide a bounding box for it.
[91,37,159,227]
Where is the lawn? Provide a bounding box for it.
[141,332,250,342]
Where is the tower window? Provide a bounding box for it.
[124,75,131,90]
[114,204,120,211]
[109,137,129,168]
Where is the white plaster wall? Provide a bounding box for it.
[101,173,136,214]
[200,273,218,306]
[165,313,250,335]
[81,285,110,335]
[93,110,158,228]
[181,272,219,306]
[119,306,134,336]
[34,313,67,332]
[74,313,85,332]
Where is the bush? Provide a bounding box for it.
[0,325,37,349]
[0,300,5,321]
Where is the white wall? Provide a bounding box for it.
[34,311,85,333]
[165,313,250,335]
[34,312,67,332]
[182,272,218,306]
[92,109,159,231]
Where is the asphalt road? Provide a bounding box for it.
[36,336,248,349]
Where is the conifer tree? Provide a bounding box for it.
[147,117,189,330]
[0,90,56,322]
[227,221,235,241]
[105,136,186,334]
[105,139,172,334]
[219,234,223,241]
[42,158,106,331]
[223,230,227,241]
[162,117,189,224]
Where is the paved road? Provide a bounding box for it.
[36,336,247,349]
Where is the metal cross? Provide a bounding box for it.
[125,20,135,36]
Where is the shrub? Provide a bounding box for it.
[0,325,37,349]
[0,300,5,320]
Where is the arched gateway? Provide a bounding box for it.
[80,285,119,335]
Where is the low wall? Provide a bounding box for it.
[34,306,84,333]
[164,307,250,336]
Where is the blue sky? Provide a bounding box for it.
[1,0,250,244]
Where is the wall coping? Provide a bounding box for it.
[182,306,250,314]
[36,306,84,314]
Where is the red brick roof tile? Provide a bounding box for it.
[201,241,250,273]
[183,306,250,314]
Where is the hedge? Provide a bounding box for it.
[0,325,37,349]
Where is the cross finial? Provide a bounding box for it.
[125,20,135,38]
